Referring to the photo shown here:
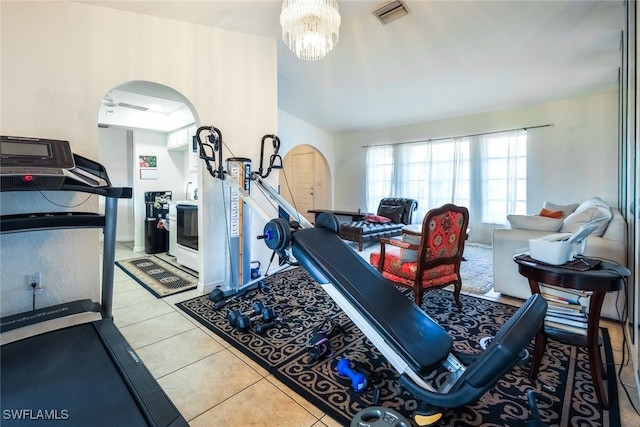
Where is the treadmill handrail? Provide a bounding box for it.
[0,212,106,234]
[0,148,131,318]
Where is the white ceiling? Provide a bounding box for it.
[82,0,624,135]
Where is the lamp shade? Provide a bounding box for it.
[280,0,341,61]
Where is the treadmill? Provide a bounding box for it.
[0,136,188,426]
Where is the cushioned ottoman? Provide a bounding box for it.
[339,198,418,251]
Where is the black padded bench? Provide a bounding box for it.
[339,198,418,251]
[293,226,452,374]
[281,217,547,424]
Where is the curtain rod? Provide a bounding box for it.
[361,123,553,148]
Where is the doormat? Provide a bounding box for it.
[116,256,197,298]
[176,267,619,426]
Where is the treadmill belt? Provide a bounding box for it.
[1,323,148,426]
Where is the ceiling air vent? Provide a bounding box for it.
[373,0,409,25]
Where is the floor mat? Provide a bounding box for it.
[176,267,619,426]
[116,256,197,298]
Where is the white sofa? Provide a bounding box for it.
[492,198,627,320]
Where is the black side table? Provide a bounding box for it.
[307,209,368,222]
[513,255,629,409]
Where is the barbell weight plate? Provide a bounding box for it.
[316,212,341,234]
[350,406,411,427]
[262,218,291,252]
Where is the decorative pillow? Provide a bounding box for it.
[364,214,391,223]
[542,201,579,218]
[378,205,405,224]
[538,208,563,219]
[560,197,612,236]
[507,214,563,232]
[399,233,421,262]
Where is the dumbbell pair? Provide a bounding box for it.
[227,301,277,332]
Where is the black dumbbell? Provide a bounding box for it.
[235,309,276,332]
[227,301,267,327]
[235,307,278,332]
[228,302,277,332]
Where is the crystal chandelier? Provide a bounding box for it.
[280,0,341,61]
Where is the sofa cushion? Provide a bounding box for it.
[507,214,563,232]
[542,201,579,218]
[378,205,405,223]
[538,208,563,218]
[560,197,612,237]
[364,214,391,223]
[602,208,626,242]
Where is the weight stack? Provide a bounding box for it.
[226,157,252,289]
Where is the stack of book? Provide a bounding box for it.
[539,284,590,335]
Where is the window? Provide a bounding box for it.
[366,130,527,226]
[365,145,394,211]
[482,130,527,223]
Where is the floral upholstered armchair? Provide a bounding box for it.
[370,204,469,309]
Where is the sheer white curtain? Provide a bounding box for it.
[395,139,469,221]
[479,129,527,224]
[366,129,527,233]
[365,145,394,212]
[366,139,470,222]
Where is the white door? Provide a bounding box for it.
[291,152,315,224]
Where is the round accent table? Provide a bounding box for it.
[513,254,629,409]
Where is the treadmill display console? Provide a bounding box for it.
[0,135,76,190]
[0,135,75,169]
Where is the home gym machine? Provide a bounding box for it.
[194,125,548,424]
[195,126,312,304]
[258,214,548,426]
[0,135,187,426]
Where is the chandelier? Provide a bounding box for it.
[280,0,341,61]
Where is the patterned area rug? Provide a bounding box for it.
[347,241,494,294]
[176,267,619,426]
[116,256,198,298]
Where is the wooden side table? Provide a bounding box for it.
[513,255,629,409]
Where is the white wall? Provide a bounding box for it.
[331,89,620,244]
[0,1,277,316]
[278,110,335,207]
[98,127,134,242]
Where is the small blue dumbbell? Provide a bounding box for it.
[336,358,367,393]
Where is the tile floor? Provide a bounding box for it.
[111,243,640,426]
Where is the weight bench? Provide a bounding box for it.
[263,214,547,425]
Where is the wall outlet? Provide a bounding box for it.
[27,273,43,294]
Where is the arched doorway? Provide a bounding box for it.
[279,144,331,224]
[96,81,199,256]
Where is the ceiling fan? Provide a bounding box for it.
[102,91,149,112]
